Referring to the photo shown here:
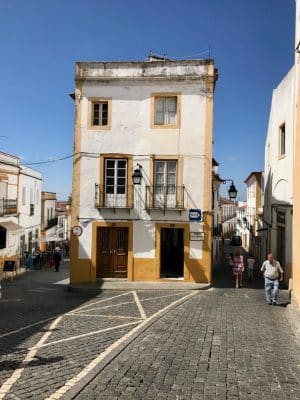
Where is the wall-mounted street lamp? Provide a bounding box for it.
[132,164,143,185]
[223,179,238,200]
[295,41,300,54]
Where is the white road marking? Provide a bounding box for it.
[0,316,63,400]
[72,292,193,315]
[244,294,249,299]
[141,292,191,302]
[132,291,147,319]
[66,313,142,320]
[29,321,139,350]
[0,316,56,339]
[70,291,133,313]
[45,291,197,400]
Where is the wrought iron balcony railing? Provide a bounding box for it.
[95,185,133,209]
[0,199,17,216]
[145,185,185,210]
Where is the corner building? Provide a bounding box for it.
[70,57,217,284]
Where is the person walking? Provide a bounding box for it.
[53,248,61,272]
[247,254,255,281]
[261,253,284,305]
[233,250,244,288]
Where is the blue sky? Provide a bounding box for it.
[0,0,295,200]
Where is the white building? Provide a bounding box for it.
[40,191,58,249]
[0,151,42,269]
[70,56,217,283]
[18,165,42,255]
[244,172,264,259]
[264,67,294,284]
[0,152,22,266]
[219,198,237,238]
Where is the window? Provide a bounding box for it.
[22,187,26,206]
[154,160,177,208]
[89,98,111,129]
[30,204,34,216]
[0,181,7,199]
[0,226,6,249]
[28,231,33,253]
[104,159,127,207]
[279,123,286,157]
[151,94,180,128]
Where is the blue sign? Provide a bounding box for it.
[189,209,202,221]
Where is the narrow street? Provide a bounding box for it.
[0,248,299,399]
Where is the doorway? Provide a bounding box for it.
[277,225,286,267]
[160,228,184,278]
[96,227,128,278]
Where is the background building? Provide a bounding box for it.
[219,197,236,239]
[40,191,58,250]
[70,56,217,283]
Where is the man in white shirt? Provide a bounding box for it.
[261,253,284,305]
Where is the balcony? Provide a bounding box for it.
[45,217,58,230]
[95,185,133,211]
[145,185,185,213]
[0,199,17,216]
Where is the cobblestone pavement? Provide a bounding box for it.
[0,261,194,400]
[75,246,300,400]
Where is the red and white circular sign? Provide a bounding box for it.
[72,225,83,237]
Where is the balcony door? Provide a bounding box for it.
[154,160,177,208]
[105,159,127,207]
[96,227,128,278]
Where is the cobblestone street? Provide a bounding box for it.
[0,250,300,399]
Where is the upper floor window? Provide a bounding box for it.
[22,187,26,206]
[89,98,111,130]
[279,123,286,157]
[151,94,180,128]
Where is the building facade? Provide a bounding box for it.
[212,159,223,263]
[70,57,217,283]
[263,67,294,285]
[40,191,58,250]
[18,165,42,256]
[0,152,22,267]
[219,198,236,239]
[244,172,264,261]
[293,0,300,304]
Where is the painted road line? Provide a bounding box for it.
[140,291,191,302]
[0,316,63,400]
[66,313,143,320]
[133,291,147,319]
[0,316,57,339]
[69,291,133,313]
[29,321,139,350]
[45,291,197,400]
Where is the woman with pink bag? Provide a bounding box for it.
[233,250,244,288]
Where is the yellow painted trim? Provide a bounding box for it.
[88,97,112,130]
[99,154,133,208]
[150,93,181,129]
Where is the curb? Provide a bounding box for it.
[61,291,199,400]
[67,283,211,293]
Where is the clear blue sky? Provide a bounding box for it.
[0,0,295,200]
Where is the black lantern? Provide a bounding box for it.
[132,165,142,185]
[223,179,238,200]
[228,183,238,199]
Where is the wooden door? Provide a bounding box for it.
[97,227,128,278]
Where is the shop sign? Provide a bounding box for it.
[189,209,202,221]
[190,232,204,241]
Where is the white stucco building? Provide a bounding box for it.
[18,165,42,255]
[0,151,42,269]
[264,67,294,283]
[219,198,237,238]
[40,192,59,249]
[70,56,218,283]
